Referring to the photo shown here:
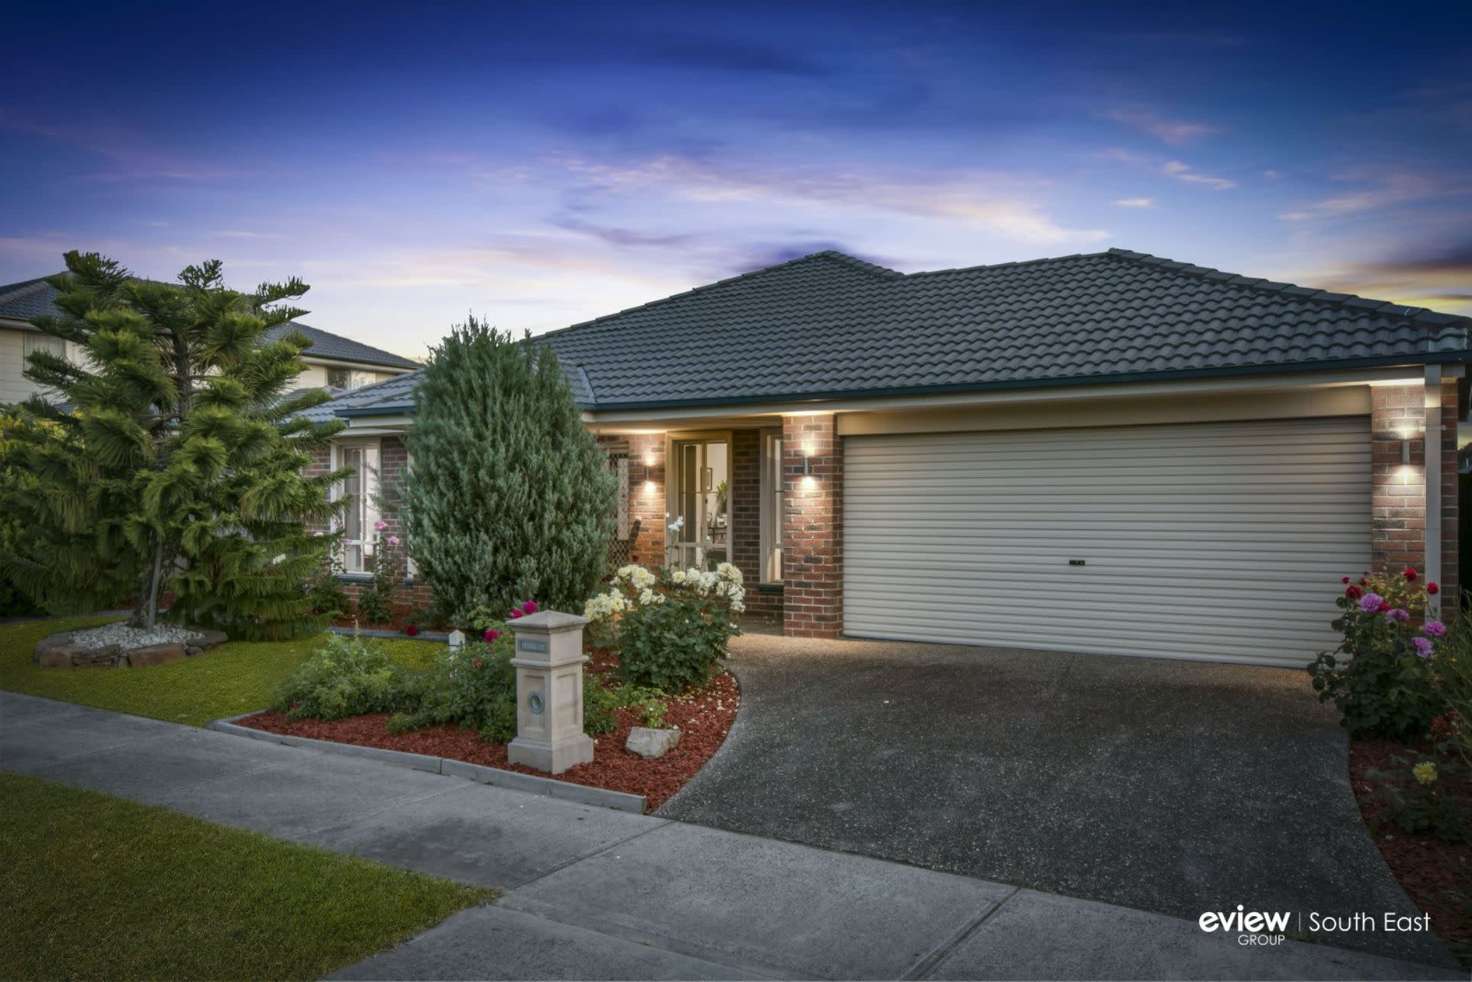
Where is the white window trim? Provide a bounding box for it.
[330,438,382,574]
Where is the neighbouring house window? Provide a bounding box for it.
[332,440,381,573]
[326,367,352,390]
[759,430,783,583]
[23,332,65,361]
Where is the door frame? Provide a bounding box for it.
[664,429,734,569]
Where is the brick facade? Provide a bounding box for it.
[782,414,842,638]
[1370,381,1459,615]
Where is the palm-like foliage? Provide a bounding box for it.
[0,251,345,638]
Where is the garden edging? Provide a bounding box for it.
[207,712,646,813]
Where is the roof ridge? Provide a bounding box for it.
[1105,248,1472,327]
[535,250,897,342]
[905,251,1112,279]
[0,276,55,307]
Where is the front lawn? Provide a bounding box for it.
[0,772,493,980]
[0,617,437,726]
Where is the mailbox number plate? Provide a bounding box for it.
[517,638,548,654]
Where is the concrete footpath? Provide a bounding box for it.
[0,691,1459,981]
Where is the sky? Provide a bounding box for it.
[2,0,1470,361]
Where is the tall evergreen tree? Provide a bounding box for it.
[402,317,617,624]
[0,251,345,638]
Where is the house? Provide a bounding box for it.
[0,273,419,405]
[313,248,1472,667]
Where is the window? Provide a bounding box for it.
[23,333,65,360]
[759,430,783,583]
[327,367,351,390]
[332,441,381,573]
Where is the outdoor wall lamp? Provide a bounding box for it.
[1402,437,1411,465]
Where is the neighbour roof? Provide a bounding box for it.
[323,247,1472,418]
[0,274,418,370]
[298,370,422,422]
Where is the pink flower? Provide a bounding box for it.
[374,520,387,532]
[522,599,539,615]
[1404,566,1418,582]
[1345,585,1363,600]
[483,628,500,643]
[1340,576,1350,584]
[1358,592,1384,614]
[405,623,419,637]
[1428,582,1440,595]
[509,609,522,619]
[387,535,400,546]
[1424,620,1448,638]
[1386,608,1410,623]
[1412,636,1434,659]
[1377,601,1392,614]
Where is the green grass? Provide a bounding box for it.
[0,772,494,981]
[0,616,439,726]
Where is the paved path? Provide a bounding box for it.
[663,634,1444,965]
[0,691,1457,981]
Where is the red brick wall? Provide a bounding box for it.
[731,428,783,620]
[1371,381,1459,615]
[782,414,841,638]
[625,433,667,567]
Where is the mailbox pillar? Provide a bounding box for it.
[506,610,594,774]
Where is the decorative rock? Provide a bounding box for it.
[625,726,681,759]
[185,646,203,658]
[125,643,187,668]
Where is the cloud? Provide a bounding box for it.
[550,216,696,248]
[1300,238,1472,315]
[1278,171,1453,221]
[1162,160,1235,190]
[1113,197,1154,208]
[1103,108,1217,145]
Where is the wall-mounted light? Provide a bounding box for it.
[1402,438,1411,465]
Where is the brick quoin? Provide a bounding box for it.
[1370,381,1459,615]
[782,414,842,639]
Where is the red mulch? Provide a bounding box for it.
[1349,738,1472,955]
[237,668,739,812]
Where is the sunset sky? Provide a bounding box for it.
[3,1,1469,361]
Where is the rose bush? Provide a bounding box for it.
[1308,567,1448,739]
[585,563,744,690]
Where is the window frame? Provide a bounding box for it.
[330,438,382,574]
[759,429,784,584]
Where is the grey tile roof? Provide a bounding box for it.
[0,273,417,369]
[534,248,1472,410]
[315,247,1472,419]
[264,322,419,370]
[302,370,422,421]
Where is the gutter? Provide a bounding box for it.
[330,349,1472,419]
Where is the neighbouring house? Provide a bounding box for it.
[0,273,419,406]
[315,248,1472,667]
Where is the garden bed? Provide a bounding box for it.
[235,665,739,812]
[1350,738,1472,960]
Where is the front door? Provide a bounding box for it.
[669,437,730,569]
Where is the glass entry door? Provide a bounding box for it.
[670,437,730,570]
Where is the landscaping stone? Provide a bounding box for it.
[124,643,187,668]
[625,726,681,759]
[33,624,228,669]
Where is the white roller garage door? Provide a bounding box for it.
[843,416,1370,666]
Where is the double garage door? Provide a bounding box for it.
[843,416,1371,667]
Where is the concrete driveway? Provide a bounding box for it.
[660,633,1445,965]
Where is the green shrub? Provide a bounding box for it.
[1308,568,1447,740]
[273,635,409,721]
[1366,758,1467,842]
[1434,621,1472,767]
[304,563,349,619]
[389,637,519,742]
[588,563,742,691]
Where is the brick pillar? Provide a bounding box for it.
[782,414,841,638]
[1370,382,1459,613]
[625,433,666,568]
[1437,377,1460,615]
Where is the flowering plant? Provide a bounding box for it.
[1309,567,1446,739]
[584,562,745,689]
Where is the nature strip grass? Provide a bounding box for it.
[0,772,494,981]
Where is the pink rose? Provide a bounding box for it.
[1358,592,1384,614]
[374,520,387,532]
[483,628,500,643]
[522,600,539,614]
[387,535,400,547]
[1412,636,1434,659]
[509,609,522,619]
[1386,608,1410,623]
[1428,582,1440,595]
[1424,620,1447,638]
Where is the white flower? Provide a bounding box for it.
[672,569,686,583]
[639,588,656,606]
[667,516,685,532]
[716,562,743,585]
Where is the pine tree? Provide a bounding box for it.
[402,317,617,624]
[0,251,345,638]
